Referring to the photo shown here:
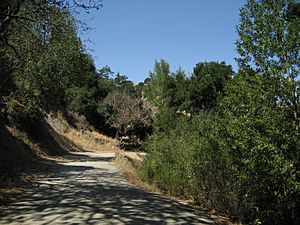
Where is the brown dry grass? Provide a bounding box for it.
[2,112,240,224]
[46,113,119,153]
[6,126,46,158]
[113,153,239,225]
[48,113,157,190]
[62,129,119,152]
[113,152,160,193]
[1,112,120,207]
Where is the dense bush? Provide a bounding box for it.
[220,72,300,224]
[140,71,300,225]
[1,0,299,224]
[140,1,300,224]
[140,111,238,212]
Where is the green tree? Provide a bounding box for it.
[0,48,15,97]
[234,2,300,223]
[113,73,136,95]
[236,0,300,130]
[144,59,175,109]
[189,61,233,112]
[171,69,190,111]
[9,5,87,112]
[0,0,105,129]
[219,69,300,225]
[0,0,102,36]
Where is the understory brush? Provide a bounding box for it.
[140,75,300,225]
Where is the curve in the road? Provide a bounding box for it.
[0,152,217,225]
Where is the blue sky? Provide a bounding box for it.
[78,0,246,83]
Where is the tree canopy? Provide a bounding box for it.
[1,1,299,224]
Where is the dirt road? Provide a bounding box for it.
[0,152,217,225]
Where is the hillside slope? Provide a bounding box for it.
[0,112,118,203]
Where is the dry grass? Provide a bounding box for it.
[6,126,46,158]
[113,152,160,193]
[113,152,238,225]
[62,129,119,152]
[46,113,119,153]
[48,112,159,191]
[2,113,239,224]
[1,112,119,206]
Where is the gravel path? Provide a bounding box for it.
[0,152,217,225]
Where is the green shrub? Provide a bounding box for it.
[3,97,42,129]
[140,73,300,225]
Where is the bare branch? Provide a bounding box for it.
[4,37,21,59]
[0,13,35,22]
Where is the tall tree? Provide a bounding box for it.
[144,59,175,109]
[189,61,233,112]
[234,1,300,223]
[172,69,190,110]
[8,4,88,112]
[0,0,102,36]
[236,0,300,129]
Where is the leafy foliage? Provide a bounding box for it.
[189,62,234,112]
[141,68,300,225]
[221,71,299,224]
[144,59,175,109]
[237,0,300,130]
[140,1,300,225]
[1,1,299,224]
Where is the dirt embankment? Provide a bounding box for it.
[46,113,119,153]
[0,113,236,224]
[0,112,118,204]
[0,119,65,204]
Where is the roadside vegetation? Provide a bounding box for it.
[140,1,300,224]
[0,0,299,225]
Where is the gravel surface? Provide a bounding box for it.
[0,152,216,225]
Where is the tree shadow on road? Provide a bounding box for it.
[0,154,217,225]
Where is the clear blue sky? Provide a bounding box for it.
[77,0,246,83]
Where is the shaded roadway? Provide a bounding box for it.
[0,152,217,225]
